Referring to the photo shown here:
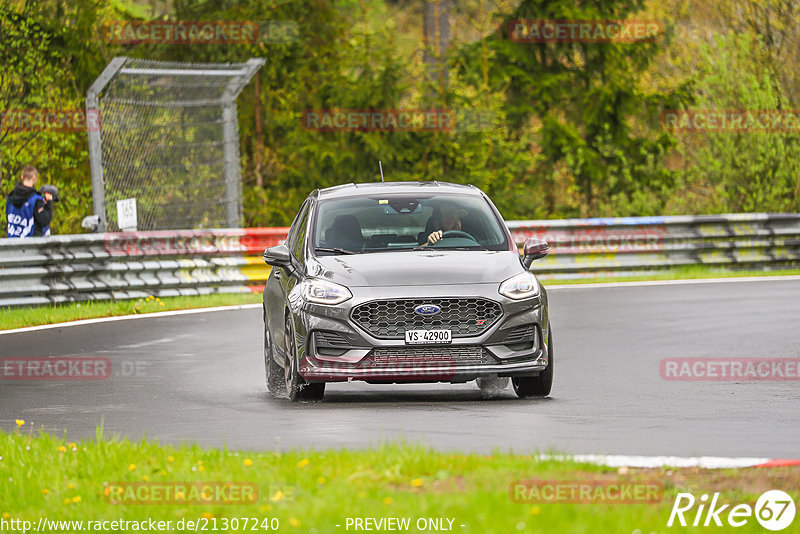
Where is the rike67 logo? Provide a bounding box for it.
[668,490,796,531]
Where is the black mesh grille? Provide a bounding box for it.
[315,331,348,346]
[368,346,487,367]
[504,325,536,344]
[350,298,502,339]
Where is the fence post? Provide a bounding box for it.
[86,57,128,233]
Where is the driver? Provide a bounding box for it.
[426,203,469,245]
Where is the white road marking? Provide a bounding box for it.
[541,453,775,469]
[544,274,800,290]
[0,304,262,336]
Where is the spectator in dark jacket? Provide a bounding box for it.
[5,166,55,237]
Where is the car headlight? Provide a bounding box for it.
[499,272,540,300]
[299,279,352,305]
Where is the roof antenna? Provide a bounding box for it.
[379,160,385,182]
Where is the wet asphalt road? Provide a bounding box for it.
[1,278,799,457]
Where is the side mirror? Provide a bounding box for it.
[263,244,291,267]
[522,237,549,269]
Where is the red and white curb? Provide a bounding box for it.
[541,454,800,469]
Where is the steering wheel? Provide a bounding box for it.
[435,230,479,244]
[440,230,474,240]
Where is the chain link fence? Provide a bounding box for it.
[86,57,264,232]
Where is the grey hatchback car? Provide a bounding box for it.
[262,181,552,401]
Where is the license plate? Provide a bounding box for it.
[404,329,452,345]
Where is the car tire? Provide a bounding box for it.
[512,323,553,398]
[264,320,285,396]
[284,316,325,402]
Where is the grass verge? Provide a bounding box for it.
[0,427,796,533]
[0,293,262,331]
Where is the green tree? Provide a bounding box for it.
[465,0,689,217]
[677,32,800,213]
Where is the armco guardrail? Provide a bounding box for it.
[513,213,800,277]
[1,213,799,307]
[0,228,287,308]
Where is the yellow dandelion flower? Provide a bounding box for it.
[41,489,50,495]
[67,483,75,489]
[317,476,326,485]
[201,512,214,519]
[411,478,424,488]
[289,518,300,528]
[142,476,149,481]
[2,513,10,519]
[67,442,76,448]
[175,492,185,501]
[297,458,309,468]
[167,456,174,462]
[15,420,24,427]
[530,506,540,515]
[128,464,136,471]
[357,491,366,499]
[243,458,253,467]
[57,446,67,453]
[259,505,272,513]
[383,497,393,505]
[72,496,81,503]
[198,466,205,472]
[62,498,71,505]
[103,487,111,497]
[270,490,284,502]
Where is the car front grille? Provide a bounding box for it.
[350,298,502,339]
[367,346,487,368]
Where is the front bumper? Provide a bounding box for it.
[291,282,550,384]
[301,346,549,383]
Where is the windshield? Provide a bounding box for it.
[311,193,509,254]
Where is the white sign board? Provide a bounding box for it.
[116,198,138,232]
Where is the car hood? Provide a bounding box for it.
[307,250,523,287]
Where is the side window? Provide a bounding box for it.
[285,201,309,253]
[291,202,311,261]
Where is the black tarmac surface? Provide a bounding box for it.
[2,278,799,457]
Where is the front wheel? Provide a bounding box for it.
[284,316,325,402]
[512,323,553,398]
[264,320,285,396]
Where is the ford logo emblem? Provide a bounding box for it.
[415,304,440,316]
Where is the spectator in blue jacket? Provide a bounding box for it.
[5,166,55,237]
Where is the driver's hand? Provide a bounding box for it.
[427,230,443,245]
[44,192,53,202]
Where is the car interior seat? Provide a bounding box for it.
[326,215,365,250]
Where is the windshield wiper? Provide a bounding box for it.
[314,247,360,255]
[425,245,490,251]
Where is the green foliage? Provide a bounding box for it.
[1,0,798,235]
[674,32,800,213]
